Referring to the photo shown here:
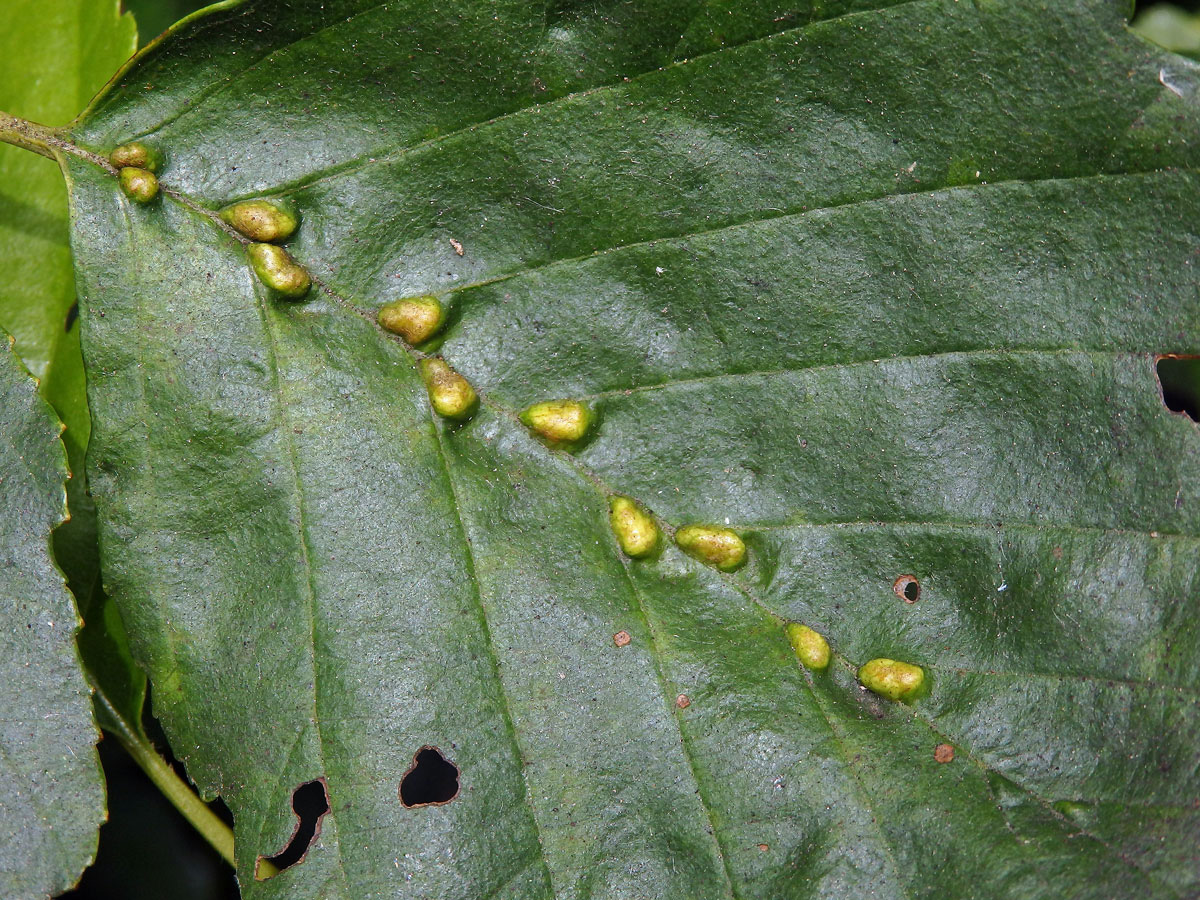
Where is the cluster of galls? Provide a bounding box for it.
[114,141,311,298]
[112,141,161,203]
[110,139,925,708]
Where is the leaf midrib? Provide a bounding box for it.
[422,402,560,897]
[250,263,353,895]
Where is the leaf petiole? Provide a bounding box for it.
[0,110,59,159]
[90,686,236,867]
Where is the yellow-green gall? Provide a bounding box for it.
[609,496,659,558]
[110,141,162,172]
[378,296,445,344]
[858,658,925,702]
[247,243,311,299]
[786,623,830,671]
[419,358,477,420]
[519,400,592,443]
[220,198,299,243]
[675,524,746,571]
[118,167,159,203]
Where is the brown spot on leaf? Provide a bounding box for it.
[613,631,631,648]
[449,238,464,256]
[934,743,955,764]
[675,694,691,709]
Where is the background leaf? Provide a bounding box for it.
[0,337,103,899]
[1134,3,1200,60]
[0,0,139,728]
[0,0,134,429]
[60,0,1200,896]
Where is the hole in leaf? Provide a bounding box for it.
[254,779,330,880]
[893,574,920,603]
[399,746,460,808]
[1156,355,1200,422]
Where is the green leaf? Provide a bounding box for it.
[0,336,104,898]
[1133,3,1200,61]
[0,0,137,719]
[55,0,1200,895]
[0,0,134,395]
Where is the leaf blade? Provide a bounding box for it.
[0,339,104,898]
[62,0,1200,896]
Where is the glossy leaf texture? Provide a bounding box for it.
[0,0,143,742]
[0,339,104,899]
[63,0,1200,897]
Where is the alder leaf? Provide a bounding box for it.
[58,0,1200,896]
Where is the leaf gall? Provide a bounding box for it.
[519,399,592,443]
[608,496,659,558]
[786,623,831,671]
[247,243,311,299]
[419,358,478,420]
[117,167,158,203]
[858,658,925,702]
[220,198,299,243]
[109,141,162,172]
[894,574,920,603]
[675,524,746,571]
[378,295,445,344]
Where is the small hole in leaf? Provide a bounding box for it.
[893,574,920,603]
[254,779,330,880]
[399,746,460,808]
[1156,355,1200,422]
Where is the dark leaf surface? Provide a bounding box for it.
[62,0,1200,896]
[0,340,103,899]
